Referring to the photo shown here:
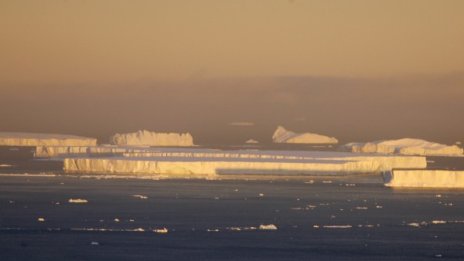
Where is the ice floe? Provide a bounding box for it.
[153,227,169,234]
[68,198,88,204]
[259,224,278,230]
[132,194,148,199]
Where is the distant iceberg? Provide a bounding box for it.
[272,126,338,144]
[0,132,97,147]
[343,138,463,156]
[245,139,259,144]
[109,130,194,147]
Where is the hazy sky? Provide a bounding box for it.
[0,1,463,144]
[1,0,463,84]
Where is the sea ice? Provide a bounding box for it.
[259,224,278,230]
[153,227,169,234]
[132,194,148,199]
[68,198,88,204]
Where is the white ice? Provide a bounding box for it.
[272,126,338,144]
[343,138,463,156]
[63,148,426,177]
[0,132,97,147]
[384,170,464,188]
[109,130,194,147]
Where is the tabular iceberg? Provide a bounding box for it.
[384,170,464,188]
[343,138,463,156]
[109,130,194,147]
[63,148,426,178]
[0,132,97,147]
[272,126,338,144]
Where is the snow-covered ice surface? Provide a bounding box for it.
[63,148,426,177]
[384,170,464,188]
[343,138,463,156]
[109,130,194,146]
[0,132,97,147]
[272,126,338,144]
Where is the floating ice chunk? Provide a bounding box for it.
[259,224,278,230]
[343,138,463,156]
[258,193,264,197]
[227,227,242,231]
[322,225,352,229]
[0,132,97,147]
[37,217,45,222]
[132,194,148,199]
[206,228,220,232]
[0,164,13,168]
[133,228,145,232]
[153,227,168,234]
[355,206,368,210]
[68,198,88,204]
[90,241,100,246]
[384,170,464,188]
[114,218,120,222]
[322,180,332,184]
[272,126,338,144]
[110,130,194,146]
[431,220,447,224]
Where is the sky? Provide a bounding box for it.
[0,0,463,144]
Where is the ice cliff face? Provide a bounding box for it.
[344,138,463,156]
[384,170,464,188]
[272,126,338,144]
[0,132,97,147]
[63,149,426,177]
[109,130,194,147]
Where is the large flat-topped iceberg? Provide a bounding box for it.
[110,130,194,147]
[384,170,464,188]
[344,138,463,156]
[272,126,338,144]
[64,148,426,177]
[0,132,97,147]
[34,145,155,157]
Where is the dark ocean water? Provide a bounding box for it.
[0,176,463,261]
